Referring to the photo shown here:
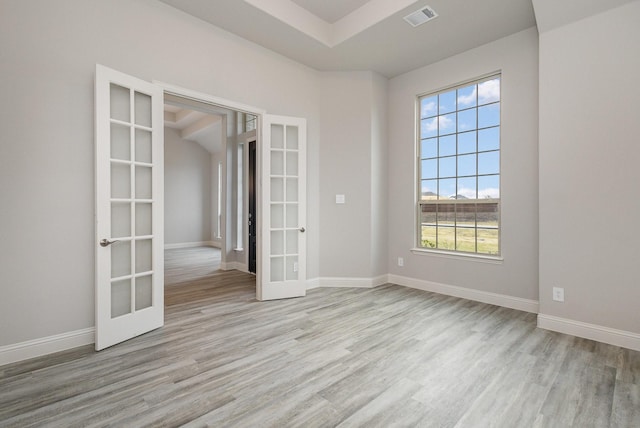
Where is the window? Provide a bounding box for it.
[236,143,244,250]
[417,75,501,256]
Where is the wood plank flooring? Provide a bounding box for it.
[1,247,639,427]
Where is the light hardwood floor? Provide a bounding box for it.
[1,247,639,427]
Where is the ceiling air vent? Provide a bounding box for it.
[403,6,438,27]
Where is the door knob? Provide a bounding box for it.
[99,238,119,247]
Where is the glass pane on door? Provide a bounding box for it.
[111,279,131,318]
[135,275,153,310]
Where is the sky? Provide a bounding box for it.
[420,78,501,200]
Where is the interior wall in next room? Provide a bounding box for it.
[164,127,213,246]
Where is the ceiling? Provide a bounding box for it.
[157,0,637,78]
[164,103,224,154]
[159,0,537,78]
[291,0,371,23]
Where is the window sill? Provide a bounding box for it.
[410,248,503,264]
[234,247,244,252]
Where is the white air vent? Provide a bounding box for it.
[403,6,438,27]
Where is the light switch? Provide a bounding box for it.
[336,194,345,204]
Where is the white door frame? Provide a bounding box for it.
[155,81,267,289]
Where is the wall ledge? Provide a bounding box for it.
[538,314,640,352]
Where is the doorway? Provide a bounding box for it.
[163,93,258,287]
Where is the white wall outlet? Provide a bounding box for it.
[335,194,345,204]
[398,257,404,267]
[553,287,564,302]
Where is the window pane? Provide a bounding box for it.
[456,227,476,252]
[437,203,455,226]
[478,175,499,199]
[477,202,499,228]
[478,78,500,105]
[478,127,500,152]
[438,178,456,199]
[457,84,476,108]
[478,151,500,175]
[458,131,476,154]
[458,154,476,177]
[439,135,456,157]
[456,203,476,226]
[421,180,438,199]
[457,176,476,199]
[438,157,456,179]
[438,113,457,135]
[457,108,476,132]
[421,159,437,180]
[420,204,436,225]
[478,103,500,128]
[421,225,437,248]
[437,226,455,250]
[421,96,437,118]
[421,138,437,159]
[477,228,499,255]
[438,91,456,114]
[421,117,438,139]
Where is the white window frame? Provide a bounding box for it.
[415,73,502,258]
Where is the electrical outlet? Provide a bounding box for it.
[553,287,564,302]
[398,257,404,267]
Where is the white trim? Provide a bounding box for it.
[306,277,321,290]
[388,274,539,313]
[315,275,389,289]
[220,261,248,273]
[154,81,266,116]
[0,328,94,367]
[537,314,640,352]
[410,248,503,264]
[164,241,217,250]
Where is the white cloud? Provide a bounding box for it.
[458,89,476,107]
[457,187,477,199]
[422,101,436,117]
[424,115,454,133]
[478,79,500,104]
[457,78,500,107]
[455,187,500,199]
[479,187,500,198]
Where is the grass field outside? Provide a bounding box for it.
[421,222,499,255]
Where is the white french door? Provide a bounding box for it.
[95,65,164,350]
[258,115,307,301]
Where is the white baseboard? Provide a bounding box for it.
[538,314,640,352]
[313,275,389,289]
[164,241,217,250]
[220,261,248,272]
[306,278,321,290]
[388,274,539,314]
[0,328,94,367]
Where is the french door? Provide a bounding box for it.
[95,65,164,350]
[258,115,307,300]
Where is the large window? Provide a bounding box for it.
[417,75,501,256]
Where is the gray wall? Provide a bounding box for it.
[0,0,321,346]
[164,127,212,245]
[538,2,640,332]
[386,28,540,301]
[318,71,388,280]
